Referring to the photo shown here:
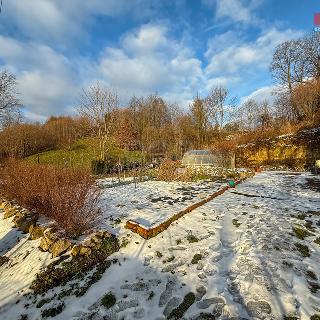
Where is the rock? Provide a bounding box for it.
[246,300,272,318]
[13,211,37,233]
[39,228,58,251]
[196,297,225,309]
[3,208,17,219]
[39,236,52,252]
[95,230,112,238]
[71,245,81,256]
[29,225,46,240]
[50,239,72,258]
[0,256,9,266]
[90,235,102,246]
[80,246,92,256]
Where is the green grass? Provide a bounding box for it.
[292,226,313,240]
[294,243,310,257]
[24,138,144,170]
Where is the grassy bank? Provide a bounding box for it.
[24,138,144,170]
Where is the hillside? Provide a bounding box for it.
[25,138,143,170]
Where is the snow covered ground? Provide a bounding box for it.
[98,179,226,229]
[0,171,320,319]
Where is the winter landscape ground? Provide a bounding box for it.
[0,171,319,320]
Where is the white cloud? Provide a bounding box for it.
[240,84,277,104]
[0,35,78,118]
[205,27,304,76]
[203,0,263,25]
[97,24,205,105]
[0,0,162,46]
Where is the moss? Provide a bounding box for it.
[58,288,73,299]
[296,214,306,220]
[168,292,195,319]
[18,315,28,320]
[310,314,320,320]
[155,251,163,258]
[176,239,182,245]
[306,270,317,280]
[36,298,51,308]
[101,292,116,309]
[30,237,119,294]
[283,317,299,320]
[314,237,320,245]
[191,254,203,264]
[186,234,199,243]
[292,226,313,240]
[74,260,112,297]
[232,219,241,228]
[294,243,310,257]
[41,303,65,318]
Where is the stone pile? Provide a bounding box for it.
[0,199,115,259]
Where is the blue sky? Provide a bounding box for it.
[0,0,318,121]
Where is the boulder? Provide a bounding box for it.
[39,228,58,251]
[3,208,17,219]
[79,246,92,256]
[13,211,37,233]
[70,245,81,256]
[95,230,112,238]
[50,239,72,258]
[29,225,46,240]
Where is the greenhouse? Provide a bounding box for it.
[181,150,216,166]
[181,149,235,168]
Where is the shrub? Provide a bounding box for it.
[1,160,100,237]
[156,159,180,181]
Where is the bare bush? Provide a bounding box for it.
[1,161,100,238]
[156,159,180,181]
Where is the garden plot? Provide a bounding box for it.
[1,172,320,320]
[98,179,227,229]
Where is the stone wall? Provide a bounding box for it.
[235,128,320,169]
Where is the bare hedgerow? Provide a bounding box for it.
[1,161,101,238]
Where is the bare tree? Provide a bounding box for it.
[77,82,119,159]
[190,94,208,147]
[304,32,320,80]
[0,70,22,128]
[204,85,237,130]
[270,40,308,120]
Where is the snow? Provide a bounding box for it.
[98,179,227,229]
[0,171,320,319]
[0,211,51,313]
